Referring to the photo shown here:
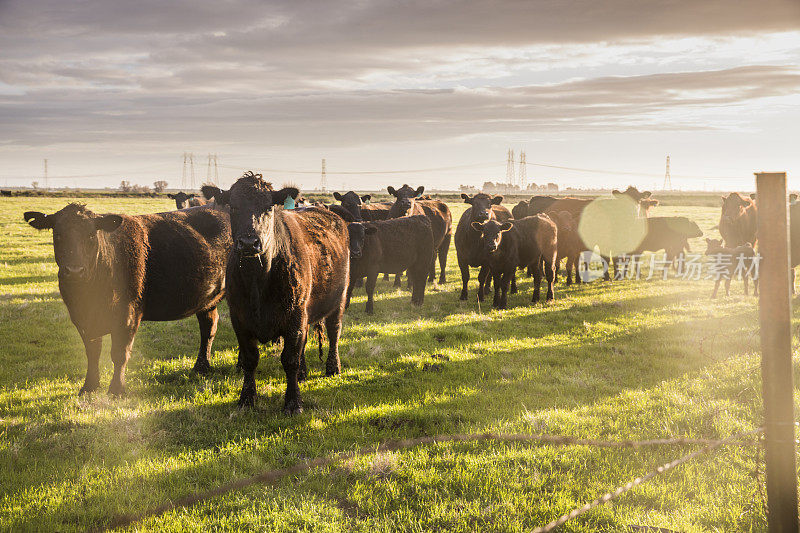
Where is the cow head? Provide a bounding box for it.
[471,219,513,254]
[167,191,195,209]
[612,186,651,202]
[24,203,123,282]
[333,191,365,220]
[639,198,660,217]
[346,222,377,259]
[462,193,503,224]
[720,192,752,218]
[387,184,424,217]
[202,172,298,257]
[704,238,726,255]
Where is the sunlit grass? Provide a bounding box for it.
[0,196,788,531]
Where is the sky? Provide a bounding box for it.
[0,0,799,191]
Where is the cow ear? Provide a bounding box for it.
[188,194,196,199]
[333,191,343,201]
[24,211,54,230]
[500,222,513,232]
[167,193,175,199]
[612,190,622,197]
[470,222,484,232]
[642,190,652,198]
[790,194,798,202]
[415,186,425,197]
[273,187,300,206]
[387,186,397,197]
[365,226,378,235]
[491,195,503,205]
[461,193,472,204]
[95,214,123,233]
[749,193,757,200]
[361,194,371,203]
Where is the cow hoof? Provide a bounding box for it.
[192,360,212,375]
[107,382,125,397]
[325,367,341,377]
[237,392,256,409]
[459,293,468,301]
[439,276,446,284]
[283,398,303,416]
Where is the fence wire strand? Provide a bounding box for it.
[99,428,763,532]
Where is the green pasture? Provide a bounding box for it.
[0,196,794,531]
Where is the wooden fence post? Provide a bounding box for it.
[756,171,798,533]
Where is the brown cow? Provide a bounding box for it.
[24,203,231,395]
[455,193,512,301]
[719,192,757,247]
[386,184,452,284]
[704,238,758,298]
[168,191,207,210]
[471,214,557,308]
[614,216,703,279]
[546,210,585,285]
[512,195,558,220]
[202,173,349,414]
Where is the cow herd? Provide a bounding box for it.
[21,172,790,414]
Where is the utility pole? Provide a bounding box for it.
[518,151,527,190]
[182,152,196,189]
[663,155,672,190]
[320,158,327,192]
[206,153,219,185]
[506,149,515,187]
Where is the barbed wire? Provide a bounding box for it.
[97,429,762,532]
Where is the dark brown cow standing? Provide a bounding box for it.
[202,173,349,414]
[333,191,374,221]
[546,210,585,285]
[719,192,757,247]
[345,216,434,314]
[24,203,231,395]
[512,195,558,220]
[704,238,758,298]
[168,191,207,210]
[614,216,703,278]
[455,193,512,301]
[386,184,453,284]
[471,214,557,308]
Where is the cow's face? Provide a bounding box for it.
[704,238,726,255]
[203,172,297,257]
[612,186,651,203]
[346,222,376,259]
[471,219,513,254]
[334,191,364,220]
[463,193,502,224]
[721,193,749,218]
[167,192,195,209]
[388,184,424,218]
[24,204,122,282]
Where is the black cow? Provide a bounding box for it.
[346,216,434,314]
[24,203,231,394]
[202,172,349,414]
[455,193,512,301]
[167,191,207,210]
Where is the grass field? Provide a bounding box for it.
[0,196,794,531]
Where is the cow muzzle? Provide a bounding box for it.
[236,235,262,256]
[59,265,86,280]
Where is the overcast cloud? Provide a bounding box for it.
[0,0,798,189]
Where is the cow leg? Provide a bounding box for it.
[438,232,451,284]
[428,250,436,283]
[192,307,218,374]
[297,348,308,383]
[565,255,573,285]
[544,256,556,302]
[345,277,355,309]
[477,265,489,302]
[78,334,102,395]
[108,316,140,396]
[724,277,731,297]
[411,264,427,306]
[711,279,720,298]
[365,272,378,314]
[553,256,561,284]
[492,270,502,308]
[324,308,344,377]
[236,330,260,408]
[531,258,542,303]
[458,257,470,300]
[510,270,518,294]
[281,328,307,415]
[743,275,749,296]
[383,273,390,281]
[394,272,402,288]
[602,255,612,281]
